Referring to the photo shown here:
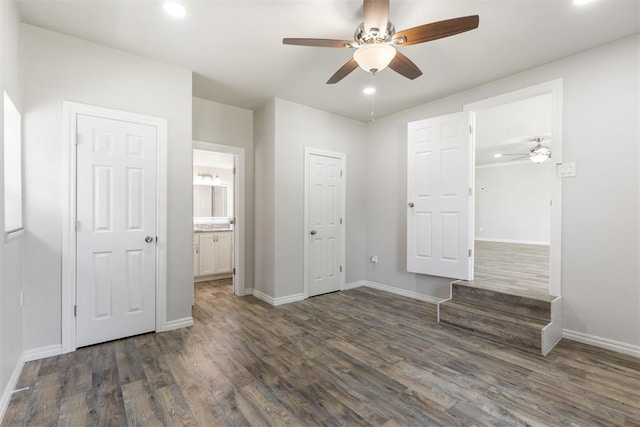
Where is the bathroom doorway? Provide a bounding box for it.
[192,142,246,297]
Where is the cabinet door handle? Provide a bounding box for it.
[310,230,317,235]
[408,202,414,208]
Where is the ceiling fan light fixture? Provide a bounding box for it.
[529,145,551,163]
[363,86,376,95]
[353,44,396,73]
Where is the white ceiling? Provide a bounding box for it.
[475,93,551,166]
[16,0,640,122]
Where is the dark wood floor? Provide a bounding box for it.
[3,280,639,426]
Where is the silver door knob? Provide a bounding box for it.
[145,236,154,243]
[310,230,317,235]
[408,202,414,208]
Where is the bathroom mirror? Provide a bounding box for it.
[193,184,229,219]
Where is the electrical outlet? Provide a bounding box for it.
[370,255,378,263]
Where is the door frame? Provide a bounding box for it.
[61,101,168,353]
[192,141,246,296]
[463,79,563,296]
[303,147,346,298]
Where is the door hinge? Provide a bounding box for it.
[155,236,158,242]
[469,187,473,196]
[233,268,236,275]
[468,249,472,257]
[340,170,343,178]
[73,305,77,317]
[75,220,80,231]
[75,134,80,145]
[233,167,236,175]
[339,265,343,273]
[469,125,473,134]
[340,218,343,225]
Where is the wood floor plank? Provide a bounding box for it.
[3,280,639,426]
[58,392,89,427]
[121,380,163,426]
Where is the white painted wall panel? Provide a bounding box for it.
[365,35,640,347]
[0,0,24,413]
[21,24,192,350]
[475,162,552,244]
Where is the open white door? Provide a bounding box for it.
[407,111,473,280]
[76,114,157,347]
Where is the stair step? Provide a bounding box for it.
[439,300,549,353]
[452,281,555,321]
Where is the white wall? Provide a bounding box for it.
[475,161,552,244]
[253,99,276,296]
[192,97,254,290]
[21,24,193,350]
[0,0,24,419]
[365,35,639,348]
[273,98,367,298]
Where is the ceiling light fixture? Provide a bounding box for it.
[529,145,551,164]
[493,153,502,158]
[363,87,376,95]
[163,1,187,18]
[353,44,396,74]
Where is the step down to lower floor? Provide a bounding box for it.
[438,282,562,356]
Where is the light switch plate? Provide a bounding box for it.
[557,162,576,178]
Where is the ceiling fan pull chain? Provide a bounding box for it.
[370,73,376,122]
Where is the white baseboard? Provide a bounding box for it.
[563,329,640,358]
[475,237,550,246]
[344,280,365,290]
[239,288,254,296]
[252,290,305,306]
[0,353,25,424]
[24,344,62,362]
[346,280,444,305]
[162,317,193,332]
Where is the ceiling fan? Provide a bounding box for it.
[495,137,552,164]
[282,0,479,84]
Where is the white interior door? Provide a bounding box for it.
[307,151,344,297]
[407,111,473,280]
[76,114,157,347]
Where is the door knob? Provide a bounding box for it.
[408,202,414,208]
[310,230,317,235]
[145,236,154,243]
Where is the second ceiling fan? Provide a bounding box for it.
[283,0,479,84]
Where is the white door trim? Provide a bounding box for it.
[303,147,346,298]
[61,101,168,353]
[463,78,563,296]
[192,141,246,296]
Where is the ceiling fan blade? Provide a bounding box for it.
[327,58,359,84]
[363,0,389,34]
[393,15,479,47]
[388,51,423,80]
[509,156,529,162]
[283,38,354,48]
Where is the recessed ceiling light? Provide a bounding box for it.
[493,153,502,158]
[163,1,187,18]
[363,87,376,95]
